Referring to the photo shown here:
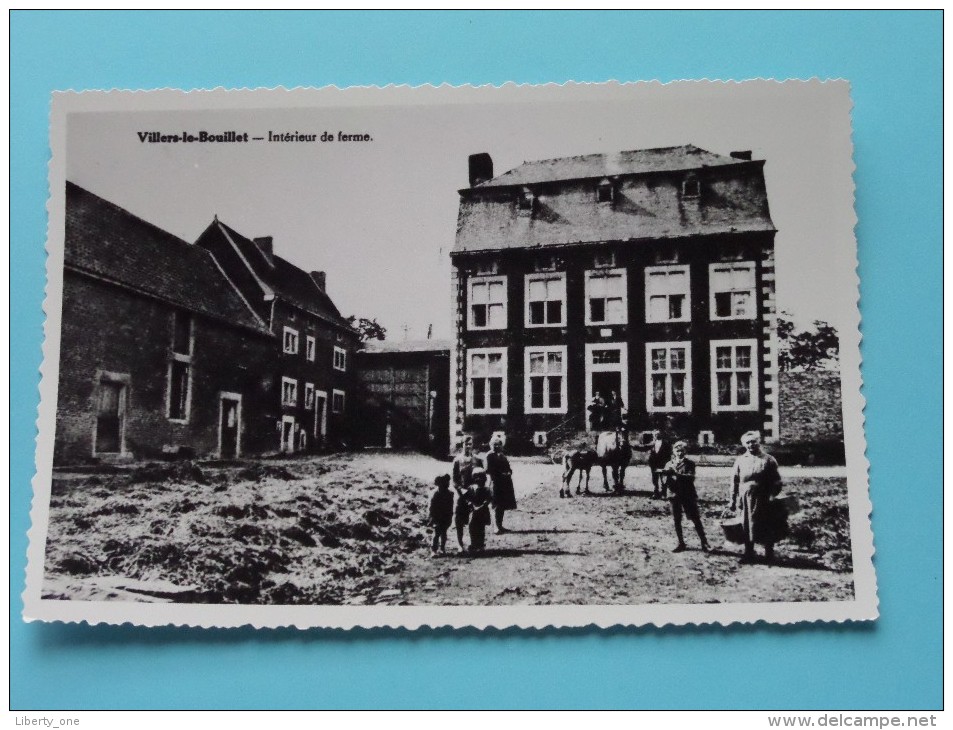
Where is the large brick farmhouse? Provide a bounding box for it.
[54,183,357,464]
[55,183,276,463]
[195,220,358,453]
[449,145,779,452]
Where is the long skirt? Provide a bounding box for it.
[739,483,787,545]
[491,474,517,511]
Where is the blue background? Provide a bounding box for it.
[10,11,942,709]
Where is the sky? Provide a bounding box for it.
[64,82,857,341]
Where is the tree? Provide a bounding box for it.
[777,311,839,371]
[347,316,387,342]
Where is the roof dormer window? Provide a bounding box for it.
[597,178,614,204]
[517,187,535,214]
[682,175,700,199]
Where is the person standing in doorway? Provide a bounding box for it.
[485,437,517,534]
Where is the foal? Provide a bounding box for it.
[561,443,598,497]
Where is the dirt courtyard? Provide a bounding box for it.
[42,451,854,607]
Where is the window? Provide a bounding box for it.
[586,268,627,325]
[283,326,299,354]
[168,361,190,421]
[332,389,345,414]
[468,275,507,330]
[645,265,690,323]
[281,377,298,407]
[524,346,567,414]
[597,179,614,203]
[533,255,557,272]
[306,335,316,362]
[517,187,535,213]
[711,339,759,412]
[333,345,347,371]
[467,347,507,414]
[172,311,192,355]
[710,262,756,320]
[525,273,565,327]
[167,311,192,421]
[593,251,616,269]
[682,175,700,199]
[646,342,692,412]
[305,382,315,409]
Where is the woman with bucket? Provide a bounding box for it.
[728,430,786,564]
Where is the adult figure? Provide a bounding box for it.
[730,430,783,564]
[661,441,710,553]
[605,390,625,430]
[587,393,606,431]
[451,439,481,552]
[485,437,517,534]
[646,430,672,499]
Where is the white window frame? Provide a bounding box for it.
[524,272,566,328]
[333,345,347,371]
[524,345,568,415]
[306,335,316,362]
[332,388,346,414]
[167,312,194,423]
[217,391,243,458]
[710,339,760,412]
[281,376,298,407]
[283,326,299,354]
[645,264,691,323]
[585,267,628,326]
[645,341,692,413]
[467,275,508,331]
[466,346,508,415]
[709,262,757,321]
[585,343,629,428]
[304,382,315,409]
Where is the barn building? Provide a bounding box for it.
[195,219,359,452]
[354,339,451,455]
[55,183,276,464]
[449,145,779,453]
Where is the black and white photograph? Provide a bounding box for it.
[26,81,874,629]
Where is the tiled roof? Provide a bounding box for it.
[359,339,451,354]
[474,145,750,188]
[215,221,351,329]
[64,182,271,336]
[454,145,775,254]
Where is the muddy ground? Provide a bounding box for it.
[42,452,854,606]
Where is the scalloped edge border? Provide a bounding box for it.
[24,80,876,631]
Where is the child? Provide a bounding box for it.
[429,474,454,556]
[661,440,711,553]
[468,467,493,554]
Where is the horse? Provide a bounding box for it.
[596,430,633,493]
[561,444,597,497]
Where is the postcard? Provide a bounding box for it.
[25,81,874,629]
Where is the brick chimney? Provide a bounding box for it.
[310,271,326,291]
[730,150,753,161]
[253,236,274,266]
[468,153,493,187]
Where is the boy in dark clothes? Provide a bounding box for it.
[428,474,454,556]
[467,467,493,554]
[661,440,711,553]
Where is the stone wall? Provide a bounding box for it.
[779,369,844,444]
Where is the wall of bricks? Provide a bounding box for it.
[778,369,844,444]
[54,272,276,464]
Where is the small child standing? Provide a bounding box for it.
[429,474,454,556]
[467,467,493,554]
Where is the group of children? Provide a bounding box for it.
[428,439,513,556]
